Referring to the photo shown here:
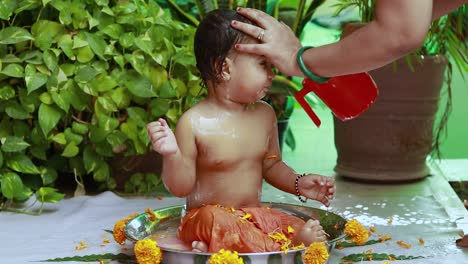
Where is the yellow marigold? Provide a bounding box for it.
[344,219,369,245]
[302,242,329,264]
[134,239,162,264]
[209,249,244,264]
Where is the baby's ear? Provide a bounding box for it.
[221,58,233,81]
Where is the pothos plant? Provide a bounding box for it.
[0,0,205,214]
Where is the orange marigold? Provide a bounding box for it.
[134,239,162,264]
[113,219,127,245]
[344,219,369,245]
[113,213,139,245]
[302,242,329,264]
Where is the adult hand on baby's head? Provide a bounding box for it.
[146,118,178,155]
[232,7,302,77]
[299,174,335,207]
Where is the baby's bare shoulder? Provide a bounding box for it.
[252,101,276,117]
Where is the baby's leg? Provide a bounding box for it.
[293,219,327,246]
[192,241,208,252]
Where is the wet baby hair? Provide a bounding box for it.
[194,9,255,86]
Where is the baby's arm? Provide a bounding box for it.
[261,108,334,206]
[146,115,197,197]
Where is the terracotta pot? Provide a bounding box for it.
[333,55,447,182]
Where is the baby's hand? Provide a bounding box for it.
[146,118,178,155]
[299,174,335,206]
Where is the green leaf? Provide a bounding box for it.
[97,96,118,112]
[159,81,177,98]
[341,253,424,262]
[0,84,16,100]
[40,166,58,185]
[31,20,64,50]
[6,153,40,174]
[76,46,94,63]
[43,49,58,72]
[75,65,99,82]
[38,103,62,136]
[5,102,30,119]
[149,98,170,118]
[123,70,157,98]
[50,91,71,112]
[110,87,131,109]
[101,24,123,40]
[90,74,118,92]
[64,128,83,145]
[1,136,30,152]
[25,71,49,94]
[85,32,106,59]
[0,172,24,199]
[0,27,33,44]
[1,63,24,77]
[118,32,135,48]
[0,150,3,167]
[35,187,64,203]
[71,122,88,135]
[127,107,148,127]
[125,50,145,74]
[43,253,133,262]
[51,133,66,144]
[57,34,75,60]
[0,0,17,20]
[83,147,99,173]
[93,161,110,182]
[62,142,79,157]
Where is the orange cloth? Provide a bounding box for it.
[178,205,305,253]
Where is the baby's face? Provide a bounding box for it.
[227,51,275,103]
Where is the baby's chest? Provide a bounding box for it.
[196,130,269,169]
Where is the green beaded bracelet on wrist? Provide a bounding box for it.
[296,46,330,83]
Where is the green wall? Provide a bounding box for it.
[438,66,468,158]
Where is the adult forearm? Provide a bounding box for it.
[302,21,414,77]
[301,0,433,77]
[432,0,467,20]
[162,154,195,197]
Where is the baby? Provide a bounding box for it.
[147,9,335,253]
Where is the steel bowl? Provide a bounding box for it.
[125,202,346,264]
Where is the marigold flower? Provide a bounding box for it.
[74,241,88,251]
[113,213,139,245]
[134,239,162,264]
[378,234,392,242]
[209,249,244,264]
[268,231,292,253]
[287,226,295,234]
[396,240,411,249]
[344,219,369,245]
[302,242,329,264]
[113,219,127,245]
[242,213,252,220]
[418,237,425,245]
[369,226,376,232]
[145,208,157,222]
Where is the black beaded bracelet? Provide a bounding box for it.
[295,173,308,203]
[296,46,330,83]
